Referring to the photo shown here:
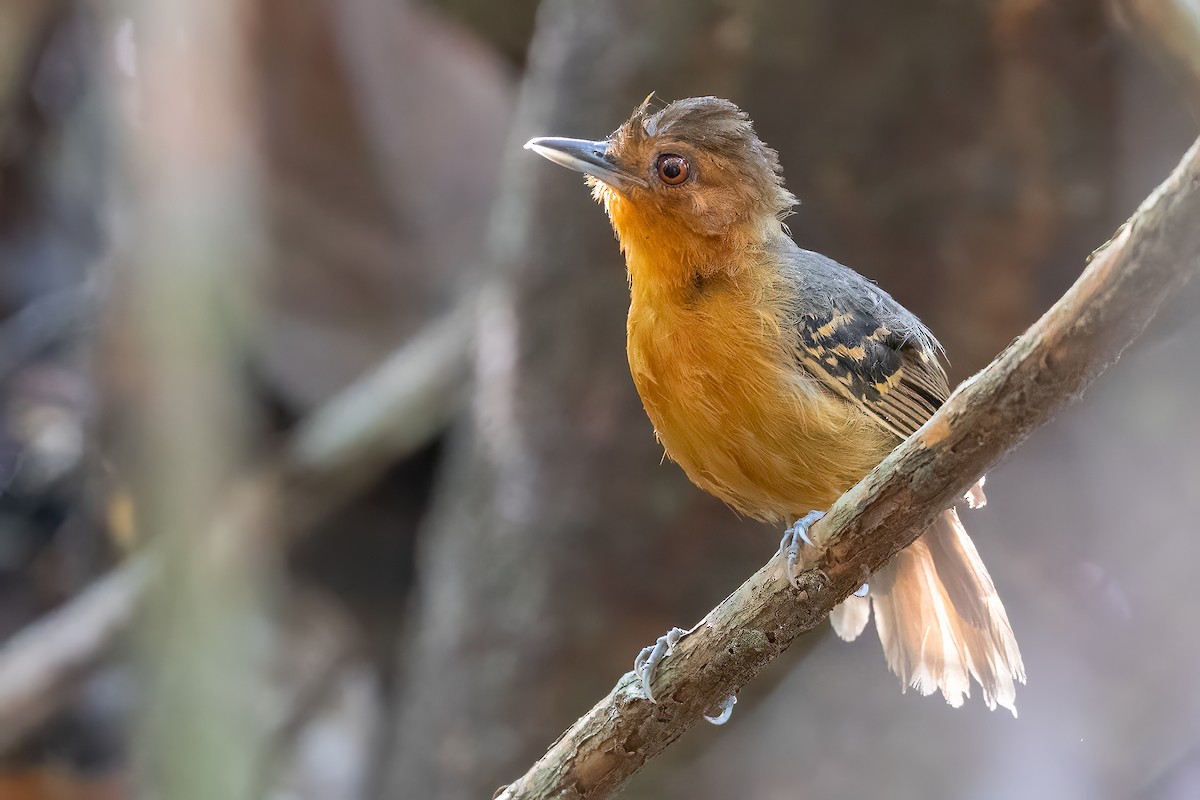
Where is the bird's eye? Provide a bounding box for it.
[656,154,690,186]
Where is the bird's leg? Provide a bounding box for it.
[633,625,691,702]
[779,514,870,595]
[779,510,825,588]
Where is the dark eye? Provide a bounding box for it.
[656,154,690,186]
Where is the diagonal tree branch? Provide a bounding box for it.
[495,138,1200,800]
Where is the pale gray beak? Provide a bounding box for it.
[524,136,646,189]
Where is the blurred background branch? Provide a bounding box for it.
[0,301,472,757]
[0,559,147,755]
[0,281,93,385]
[282,305,472,528]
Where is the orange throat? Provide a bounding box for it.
[593,181,754,294]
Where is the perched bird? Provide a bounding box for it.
[525,96,1025,714]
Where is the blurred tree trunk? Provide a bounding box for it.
[388,0,1115,797]
[386,1,775,797]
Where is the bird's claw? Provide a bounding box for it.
[778,510,825,588]
[633,626,688,702]
[704,694,737,725]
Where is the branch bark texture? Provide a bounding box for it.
[496,139,1200,800]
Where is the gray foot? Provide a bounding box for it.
[633,626,688,702]
[778,510,825,587]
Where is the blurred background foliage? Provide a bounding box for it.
[0,0,1197,798]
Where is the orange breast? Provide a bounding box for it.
[625,264,892,523]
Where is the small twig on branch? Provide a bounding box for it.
[495,139,1200,800]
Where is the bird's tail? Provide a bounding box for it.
[829,506,1025,715]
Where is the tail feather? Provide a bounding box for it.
[926,508,1024,711]
[833,506,1025,714]
[829,593,870,641]
[870,536,974,707]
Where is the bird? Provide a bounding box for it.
[525,96,1025,715]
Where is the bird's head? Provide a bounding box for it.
[526,96,796,266]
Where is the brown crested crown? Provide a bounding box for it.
[613,95,796,220]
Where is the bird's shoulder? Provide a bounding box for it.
[770,241,950,439]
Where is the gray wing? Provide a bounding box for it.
[783,246,951,439]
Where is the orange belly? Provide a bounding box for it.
[626,279,893,523]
